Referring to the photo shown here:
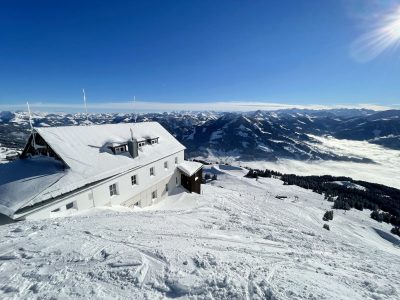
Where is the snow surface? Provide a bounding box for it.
[331,181,367,191]
[0,166,399,299]
[209,130,223,142]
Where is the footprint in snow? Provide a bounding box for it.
[0,254,19,260]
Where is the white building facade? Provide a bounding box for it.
[31,150,185,220]
[0,122,201,221]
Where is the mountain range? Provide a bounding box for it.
[0,109,399,162]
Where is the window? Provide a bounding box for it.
[131,175,138,186]
[164,161,168,170]
[66,202,74,210]
[115,146,126,154]
[165,184,169,192]
[152,190,157,199]
[138,141,145,148]
[175,157,178,165]
[109,183,118,197]
[151,139,156,145]
[150,167,155,176]
[52,208,60,213]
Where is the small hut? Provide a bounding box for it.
[177,161,203,194]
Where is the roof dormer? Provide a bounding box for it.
[137,137,159,149]
[107,143,128,155]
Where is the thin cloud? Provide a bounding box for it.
[0,101,394,113]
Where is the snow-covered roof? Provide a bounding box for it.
[0,122,185,217]
[177,161,203,177]
[0,157,66,217]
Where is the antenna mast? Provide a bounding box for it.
[27,101,36,150]
[133,95,137,123]
[82,88,89,123]
[27,102,34,130]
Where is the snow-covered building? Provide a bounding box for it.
[0,122,203,220]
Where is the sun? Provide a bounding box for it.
[384,7,400,40]
[351,6,400,62]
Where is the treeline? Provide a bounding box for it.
[246,169,282,178]
[245,168,400,227]
[370,210,400,227]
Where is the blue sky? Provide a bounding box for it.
[0,0,399,111]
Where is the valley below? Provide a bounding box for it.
[230,136,400,189]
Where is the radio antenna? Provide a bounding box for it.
[133,95,138,123]
[27,101,36,150]
[82,88,89,123]
[27,101,34,131]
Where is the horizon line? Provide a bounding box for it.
[0,101,398,113]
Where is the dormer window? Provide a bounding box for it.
[137,138,158,149]
[115,146,126,154]
[146,137,159,145]
[108,143,128,155]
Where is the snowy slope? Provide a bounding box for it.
[0,166,399,299]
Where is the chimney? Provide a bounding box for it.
[128,139,138,158]
[128,128,138,158]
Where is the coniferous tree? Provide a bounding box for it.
[391,227,400,237]
[323,211,334,221]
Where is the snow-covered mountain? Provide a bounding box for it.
[0,109,399,162]
[0,165,399,299]
[0,146,19,163]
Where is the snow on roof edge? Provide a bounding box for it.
[178,161,203,177]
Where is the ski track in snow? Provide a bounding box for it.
[0,166,399,299]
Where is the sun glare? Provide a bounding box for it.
[351,6,400,62]
[385,8,400,38]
